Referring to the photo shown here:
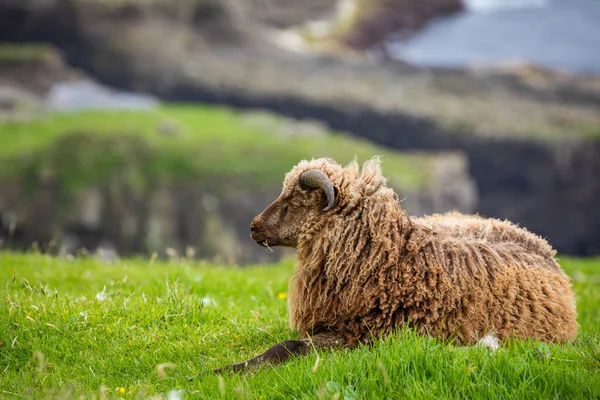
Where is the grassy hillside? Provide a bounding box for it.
[1,252,599,398]
[0,105,432,193]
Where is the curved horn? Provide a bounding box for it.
[300,170,336,211]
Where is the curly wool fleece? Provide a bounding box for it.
[286,157,578,346]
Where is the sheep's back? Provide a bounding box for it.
[414,211,560,272]
[410,211,578,343]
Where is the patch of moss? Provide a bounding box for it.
[0,43,61,64]
[579,124,600,140]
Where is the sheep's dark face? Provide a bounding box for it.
[250,166,337,248]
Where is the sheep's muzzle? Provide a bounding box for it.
[250,218,271,247]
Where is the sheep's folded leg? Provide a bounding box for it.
[212,339,310,374]
[211,332,349,374]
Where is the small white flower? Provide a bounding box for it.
[79,311,88,321]
[201,296,216,307]
[95,286,107,302]
[167,390,184,400]
[477,334,499,352]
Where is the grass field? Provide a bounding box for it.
[1,252,599,399]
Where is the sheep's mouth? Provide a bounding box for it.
[258,240,274,249]
[250,232,276,247]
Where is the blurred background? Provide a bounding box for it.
[0,0,598,265]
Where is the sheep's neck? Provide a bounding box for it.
[298,199,414,273]
[290,199,414,335]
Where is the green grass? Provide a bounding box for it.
[0,43,60,64]
[1,252,599,399]
[0,104,431,193]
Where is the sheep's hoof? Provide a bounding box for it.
[187,371,209,381]
[187,368,219,381]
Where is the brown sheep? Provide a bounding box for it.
[213,157,578,373]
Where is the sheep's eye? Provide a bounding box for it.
[299,181,311,191]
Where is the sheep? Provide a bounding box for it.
[213,157,578,373]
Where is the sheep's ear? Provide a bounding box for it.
[299,170,336,211]
[361,157,385,196]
